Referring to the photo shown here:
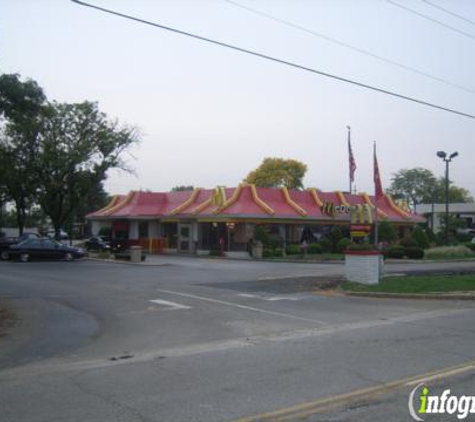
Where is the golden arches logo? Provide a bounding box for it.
[351,204,373,225]
[211,186,226,207]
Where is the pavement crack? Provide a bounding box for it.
[69,371,153,422]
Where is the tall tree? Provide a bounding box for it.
[388,167,473,208]
[388,168,438,208]
[432,177,474,203]
[0,74,46,234]
[244,158,307,190]
[36,101,139,239]
[171,185,194,192]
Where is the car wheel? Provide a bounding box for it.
[1,251,9,261]
[65,252,74,261]
[20,252,30,263]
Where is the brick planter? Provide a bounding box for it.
[345,250,383,285]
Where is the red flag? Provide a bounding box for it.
[348,128,356,183]
[373,143,384,198]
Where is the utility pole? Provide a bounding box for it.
[437,151,459,245]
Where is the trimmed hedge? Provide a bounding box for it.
[318,238,333,253]
[336,238,353,253]
[308,243,323,254]
[285,244,301,255]
[386,245,405,259]
[404,246,424,259]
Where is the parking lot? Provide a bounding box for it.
[1,256,475,421]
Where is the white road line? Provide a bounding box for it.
[265,296,301,301]
[150,299,191,310]
[155,289,327,325]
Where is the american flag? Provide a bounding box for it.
[348,128,356,183]
[374,143,384,198]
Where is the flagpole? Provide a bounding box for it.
[347,126,352,194]
[374,141,379,249]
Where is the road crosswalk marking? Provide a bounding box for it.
[150,299,191,310]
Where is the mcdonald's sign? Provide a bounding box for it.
[321,202,352,217]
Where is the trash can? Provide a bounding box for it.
[130,245,142,263]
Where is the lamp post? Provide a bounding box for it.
[437,151,458,245]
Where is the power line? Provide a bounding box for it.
[387,0,475,41]
[70,0,475,120]
[422,0,475,27]
[223,0,475,95]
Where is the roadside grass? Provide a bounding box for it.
[424,246,474,260]
[342,274,475,294]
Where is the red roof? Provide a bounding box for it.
[87,185,424,224]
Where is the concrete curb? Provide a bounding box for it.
[84,257,167,267]
[344,291,475,300]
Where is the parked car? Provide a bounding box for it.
[0,233,41,259]
[7,238,85,262]
[85,236,110,251]
[110,238,128,253]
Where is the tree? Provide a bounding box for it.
[387,168,437,209]
[388,168,473,208]
[431,178,474,203]
[0,74,46,234]
[171,185,194,192]
[36,101,139,239]
[378,221,397,243]
[244,158,307,190]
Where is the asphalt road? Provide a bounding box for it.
[1,256,475,421]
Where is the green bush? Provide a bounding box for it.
[262,249,274,258]
[404,246,424,259]
[308,243,323,254]
[424,246,475,260]
[464,242,475,252]
[400,237,418,248]
[318,238,333,253]
[336,238,353,253]
[329,227,344,252]
[378,221,397,243]
[285,244,301,255]
[273,247,283,257]
[412,226,430,249]
[98,226,112,239]
[424,227,436,243]
[386,245,405,259]
[456,232,473,243]
[255,225,271,246]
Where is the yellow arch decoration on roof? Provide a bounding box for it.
[336,191,350,207]
[169,188,202,215]
[249,184,275,215]
[104,191,136,216]
[93,195,123,215]
[307,188,324,207]
[191,195,214,215]
[214,184,242,214]
[359,192,388,219]
[281,187,307,216]
[386,194,411,219]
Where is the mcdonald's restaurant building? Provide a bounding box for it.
[87,184,425,257]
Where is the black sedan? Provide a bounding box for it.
[84,236,110,251]
[6,238,85,262]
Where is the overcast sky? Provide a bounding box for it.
[2,0,474,197]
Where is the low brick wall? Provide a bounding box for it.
[345,251,383,285]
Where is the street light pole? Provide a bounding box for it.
[437,151,459,246]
